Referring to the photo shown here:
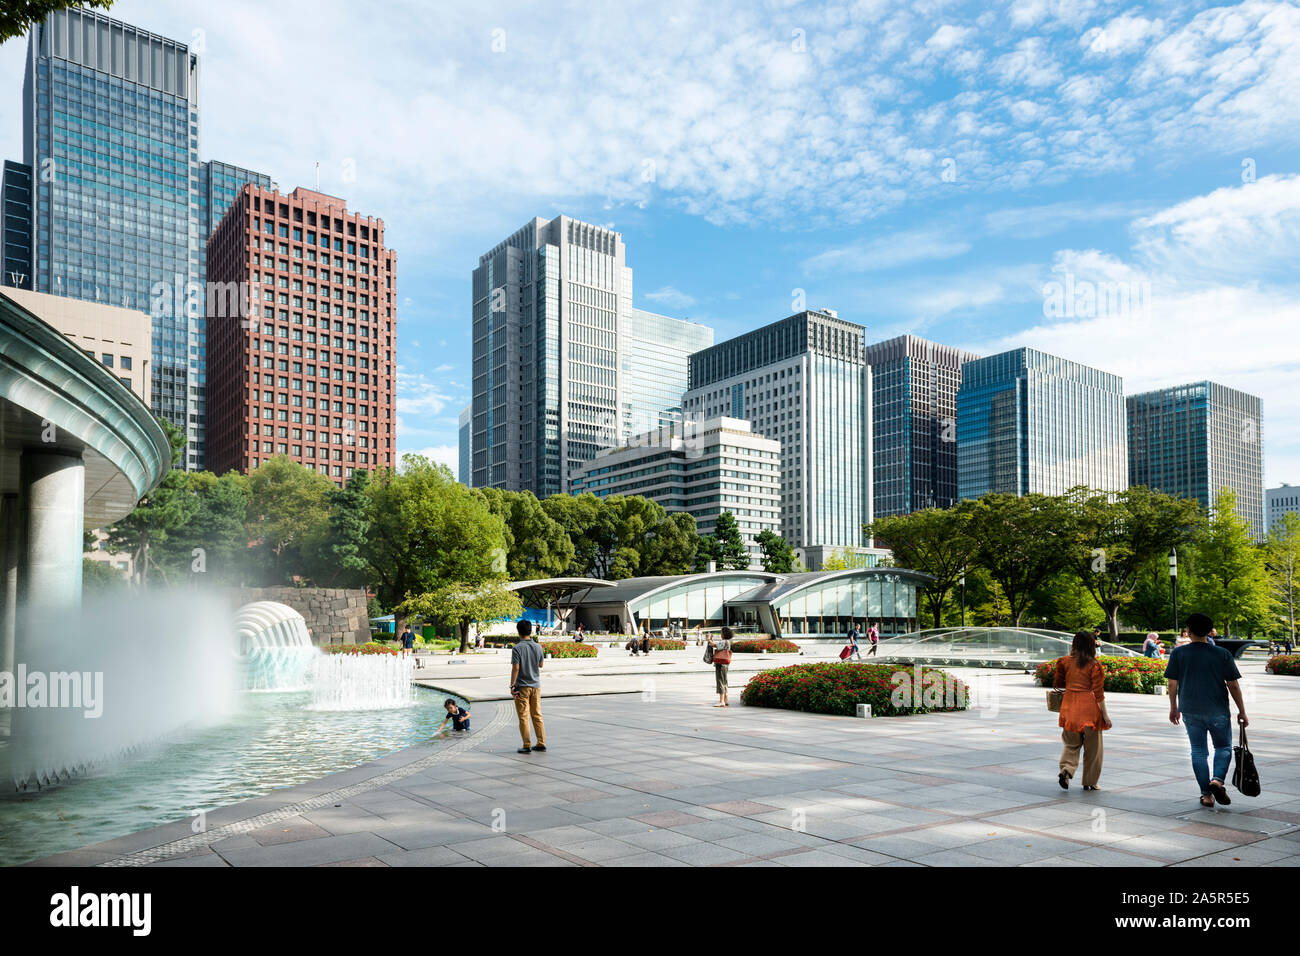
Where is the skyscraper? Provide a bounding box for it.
[1267,484,1299,532]
[957,348,1127,499]
[458,402,471,484]
[17,10,271,470]
[1127,382,1265,539]
[683,309,872,559]
[1,161,32,289]
[865,334,980,517]
[204,185,397,484]
[622,307,713,436]
[470,214,713,494]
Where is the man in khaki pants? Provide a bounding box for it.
[510,620,547,754]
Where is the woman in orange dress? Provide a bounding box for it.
[1053,630,1112,790]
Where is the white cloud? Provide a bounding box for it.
[643,286,696,309]
[802,228,971,275]
[1082,15,1164,56]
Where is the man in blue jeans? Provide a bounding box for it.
[1165,612,1249,808]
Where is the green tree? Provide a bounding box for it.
[640,511,699,576]
[868,507,976,628]
[245,456,333,585]
[711,511,750,570]
[81,557,126,595]
[479,488,575,580]
[1065,486,1203,641]
[304,469,372,588]
[1,2,113,43]
[540,493,605,575]
[400,581,524,653]
[958,493,1072,627]
[756,529,796,573]
[155,470,252,585]
[1126,553,1177,632]
[1186,489,1271,637]
[364,455,507,629]
[1267,512,1300,642]
[103,419,192,587]
[693,532,722,573]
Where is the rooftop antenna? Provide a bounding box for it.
[315,160,320,190]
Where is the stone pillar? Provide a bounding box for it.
[20,450,85,611]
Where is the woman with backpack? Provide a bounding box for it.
[1053,630,1112,791]
[708,626,734,707]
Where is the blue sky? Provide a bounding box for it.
[1,0,1297,484]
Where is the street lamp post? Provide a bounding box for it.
[1169,547,1178,633]
[959,569,966,628]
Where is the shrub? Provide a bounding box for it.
[322,642,402,656]
[644,638,685,650]
[732,638,801,654]
[540,641,598,659]
[1266,655,1300,676]
[740,662,968,717]
[1035,655,1168,693]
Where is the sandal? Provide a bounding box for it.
[1208,781,1231,806]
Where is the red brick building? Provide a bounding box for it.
[206,185,396,483]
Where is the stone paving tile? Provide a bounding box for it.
[248,817,334,846]
[560,837,645,863]
[621,828,706,852]
[147,851,231,867]
[602,851,693,867]
[632,810,708,828]
[376,845,472,867]
[218,832,403,867]
[371,820,495,851]
[776,848,873,866]
[658,842,755,866]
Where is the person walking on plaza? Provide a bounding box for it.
[1053,630,1111,791]
[709,626,734,707]
[399,624,416,657]
[510,620,547,754]
[1166,612,1248,809]
[845,622,862,661]
[867,622,879,657]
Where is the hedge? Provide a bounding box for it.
[541,641,598,659]
[740,661,968,717]
[1035,655,1168,694]
[1266,655,1300,676]
[322,642,401,656]
[731,638,801,654]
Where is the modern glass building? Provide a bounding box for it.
[1127,381,1265,539]
[196,160,274,280]
[1,161,33,289]
[545,567,929,638]
[470,215,713,495]
[865,334,980,517]
[458,402,471,484]
[622,307,713,435]
[683,310,872,558]
[16,10,271,470]
[569,416,781,565]
[957,348,1127,500]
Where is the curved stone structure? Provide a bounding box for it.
[234,600,313,657]
[0,291,171,680]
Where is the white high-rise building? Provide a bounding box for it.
[469,215,712,494]
[1268,484,1300,532]
[682,310,872,563]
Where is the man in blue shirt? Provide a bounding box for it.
[1166,613,1249,808]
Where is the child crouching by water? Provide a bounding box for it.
[435,698,470,736]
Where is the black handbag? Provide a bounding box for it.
[1232,724,1261,797]
[703,643,714,664]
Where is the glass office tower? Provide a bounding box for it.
[957,348,1127,499]
[20,11,271,470]
[470,215,713,494]
[458,402,471,484]
[622,307,713,436]
[865,334,980,517]
[1,161,33,289]
[1128,382,1265,539]
[683,310,872,553]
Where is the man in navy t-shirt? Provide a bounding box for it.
[1165,612,1248,808]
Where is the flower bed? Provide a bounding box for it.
[1035,655,1168,694]
[1266,655,1300,676]
[645,638,685,650]
[322,642,401,656]
[541,641,599,659]
[731,638,801,654]
[740,662,968,717]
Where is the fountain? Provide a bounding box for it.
[236,601,318,691]
[308,653,415,711]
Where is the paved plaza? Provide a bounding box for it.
[27,652,1300,868]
